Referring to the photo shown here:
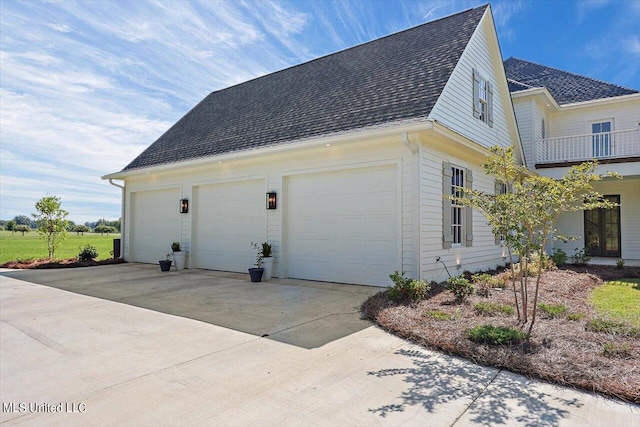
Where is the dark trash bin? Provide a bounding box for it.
[113,238,121,259]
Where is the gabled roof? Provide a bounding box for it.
[122,6,488,171]
[504,57,638,105]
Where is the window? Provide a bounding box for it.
[541,119,546,140]
[451,167,465,245]
[443,162,473,249]
[494,181,508,244]
[591,121,612,157]
[472,68,493,127]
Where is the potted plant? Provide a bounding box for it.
[159,253,172,272]
[249,242,264,282]
[171,241,186,271]
[260,242,273,280]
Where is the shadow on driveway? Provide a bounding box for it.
[0,263,384,349]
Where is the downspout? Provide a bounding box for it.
[109,179,125,259]
[402,132,421,280]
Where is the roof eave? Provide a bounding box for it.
[101,119,435,180]
[510,87,560,110]
[557,92,640,110]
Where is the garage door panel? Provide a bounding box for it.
[131,188,180,264]
[286,165,398,286]
[195,180,265,272]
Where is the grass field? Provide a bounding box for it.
[590,279,640,327]
[0,230,120,263]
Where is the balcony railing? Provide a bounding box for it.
[536,128,640,165]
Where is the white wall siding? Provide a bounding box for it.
[513,99,534,168]
[418,140,506,283]
[429,13,515,152]
[550,98,639,138]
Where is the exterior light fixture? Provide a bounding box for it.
[180,199,189,214]
[266,192,277,210]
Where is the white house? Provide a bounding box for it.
[504,57,639,263]
[103,5,523,286]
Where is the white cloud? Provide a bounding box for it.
[624,35,640,55]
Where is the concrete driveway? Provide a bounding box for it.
[1,264,638,426]
[0,264,382,349]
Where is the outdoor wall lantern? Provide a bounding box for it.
[266,192,277,210]
[180,199,189,214]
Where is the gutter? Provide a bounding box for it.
[108,179,125,259]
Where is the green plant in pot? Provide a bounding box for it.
[171,241,186,271]
[249,242,264,282]
[159,252,172,272]
[260,242,273,280]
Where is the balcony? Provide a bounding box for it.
[536,128,640,167]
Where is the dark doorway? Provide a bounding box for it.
[584,195,621,257]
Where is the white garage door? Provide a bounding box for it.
[194,179,265,272]
[130,188,180,264]
[285,165,398,286]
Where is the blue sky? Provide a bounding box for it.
[1,0,638,223]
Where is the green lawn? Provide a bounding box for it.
[590,279,640,327]
[0,230,120,263]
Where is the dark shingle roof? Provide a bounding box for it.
[123,6,488,171]
[504,57,638,105]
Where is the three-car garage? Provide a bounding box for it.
[127,163,400,287]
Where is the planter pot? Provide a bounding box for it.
[262,257,273,280]
[248,268,264,282]
[159,260,172,272]
[173,251,186,271]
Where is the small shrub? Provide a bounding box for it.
[616,259,625,269]
[446,276,474,301]
[538,303,568,318]
[261,242,273,257]
[602,342,632,359]
[388,271,431,302]
[467,324,527,345]
[586,318,639,337]
[171,241,181,252]
[531,252,553,270]
[474,302,515,316]
[551,248,567,267]
[471,273,505,297]
[509,260,541,278]
[424,310,452,321]
[571,248,591,266]
[566,312,585,321]
[78,244,99,262]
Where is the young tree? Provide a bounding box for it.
[15,225,30,236]
[32,196,69,259]
[5,220,16,234]
[452,146,617,334]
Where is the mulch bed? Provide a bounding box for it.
[363,266,640,403]
[1,258,125,269]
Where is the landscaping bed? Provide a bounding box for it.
[363,266,640,403]
[1,258,125,269]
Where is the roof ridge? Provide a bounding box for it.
[208,5,489,96]
[507,56,638,92]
